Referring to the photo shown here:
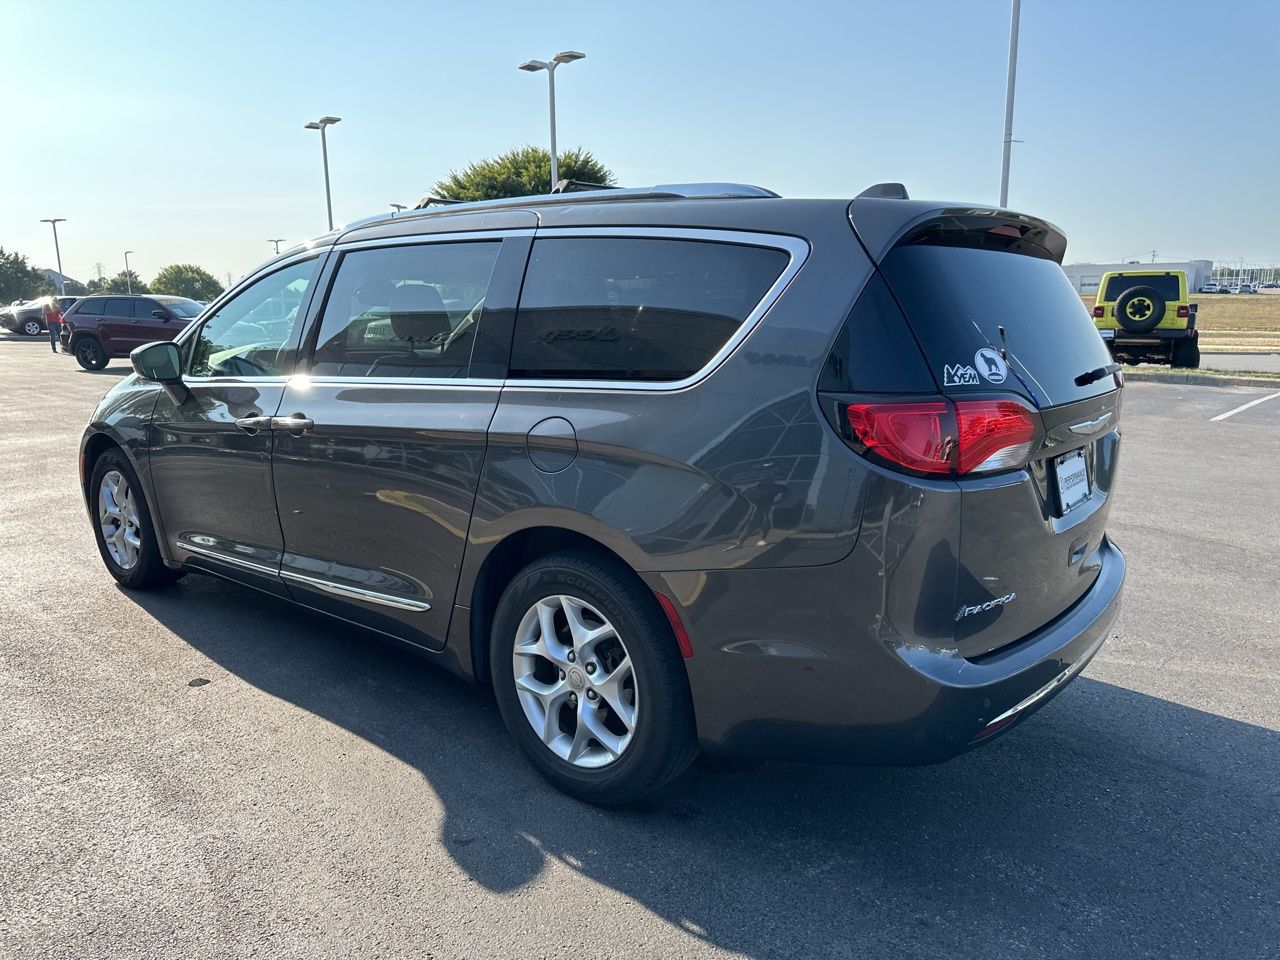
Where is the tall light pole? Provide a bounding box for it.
[304,116,342,230]
[389,203,406,214]
[40,218,67,294]
[269,238,286,254]
[519,51,585,190]
[998,0,1022,208]
[123,251,135,294]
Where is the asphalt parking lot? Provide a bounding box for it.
[2,333,1277,960]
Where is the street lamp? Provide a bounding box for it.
[998,0,1021,207]
[40,218,67,294]
[123,250,135,294]
[269,238,287,254]
[389,203,406,214]
[304,115,342,230]
[518,51,585,190]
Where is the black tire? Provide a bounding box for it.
[89,449,185,589]
[490,551,698,806]
[21,318,43,337]
[1171,335,1201,369]
[1113,285,1167,334]
[75,336,109,370]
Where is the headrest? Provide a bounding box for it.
[389,284,449,343]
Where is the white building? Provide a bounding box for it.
[1062,260,1214,295]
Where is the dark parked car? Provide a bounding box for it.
[80,182,1125,804]
[0,295,79,336]
[59,294,203,369]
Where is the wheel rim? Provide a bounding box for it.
[23,320,41,336]
[78,341,101,365]
[1127,297,1153,320]
[98,470,142,570]
[512,594,638,769]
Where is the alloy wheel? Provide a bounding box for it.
[98,470,142,570]
[512,594,638,768]
[22,320,41,336]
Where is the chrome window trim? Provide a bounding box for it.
[503,226,809,393]
[285,375,504,390]
[332,228,534,252]
[279,569,432,612]
[182,375,291,387]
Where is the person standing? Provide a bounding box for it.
[42,296,64,353]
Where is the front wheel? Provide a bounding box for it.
[22,319,43,337]
[490,552,697,806]
[89,450,184,589]
[75,337,109,370]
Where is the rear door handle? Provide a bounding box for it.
[271,413,314,434]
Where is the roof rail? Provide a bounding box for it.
[340,181,781,234]
[856,182,910,200]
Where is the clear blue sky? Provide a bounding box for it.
[3,0,1278,286]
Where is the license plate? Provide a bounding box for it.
[1055,450,1090,514]
[1099,329,1115,341]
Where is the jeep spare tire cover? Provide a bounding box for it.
[1114,285,1166,334]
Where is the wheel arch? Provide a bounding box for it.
[465,526,654,687]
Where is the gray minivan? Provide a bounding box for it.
[80,182,1125,805]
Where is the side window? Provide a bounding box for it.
[78,299,105,317]
[187,258,319,378]
[309,241,500,378]
[133,299,162,319]
[105,298,133,317]
[508,237,790,382]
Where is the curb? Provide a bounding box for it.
[1124,371,1280,389]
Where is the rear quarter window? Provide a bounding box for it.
[508,237,789,382]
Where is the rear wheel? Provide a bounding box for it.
[490,552,697,806]
[75,336,109,370]
[89,450,184,589]
[21,319,42,337]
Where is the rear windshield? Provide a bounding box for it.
[1102,274,1180,302]
[879,245,1116,407]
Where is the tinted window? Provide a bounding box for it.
[57,297,78,310]
[104,298,134,317]
[818,274,934,394]
[188,258,318,378]
[509,237,789,382]
[879,245,1116,406]
[310,241,500,378]
[133,299,163,319]
[76,299,106,316]
[1102,274,1180,302]
[162,299,203,318]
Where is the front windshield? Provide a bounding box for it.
[163,299,204,318]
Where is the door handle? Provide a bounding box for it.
[234,415,274,434]
[271,413,314,434]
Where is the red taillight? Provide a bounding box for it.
[1092,306,1105,318]
[1176,305,1189,318]
[954,400,1037,473]
[844,401,953,474]
[842,398,1037,476]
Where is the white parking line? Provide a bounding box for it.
[1210,390,1280,422]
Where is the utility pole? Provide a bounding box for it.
[40,219,67,294]
[123,251,135,294]
[269,239,286,255]
[998,0,1022,207]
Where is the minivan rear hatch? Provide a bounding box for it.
[852,205,1122,658]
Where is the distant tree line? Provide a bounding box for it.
[0,249,224,303]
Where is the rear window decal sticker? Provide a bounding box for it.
[943,364,980,387]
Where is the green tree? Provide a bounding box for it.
[433,145,615,201]
[0,247,51,303]
[101,270,150,295]
[151,263,224,301]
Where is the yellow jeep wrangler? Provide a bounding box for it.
[1092,269,1200,368]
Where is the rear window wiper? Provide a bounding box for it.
[1075,362,1122,386]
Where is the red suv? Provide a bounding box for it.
[60,295,204,369]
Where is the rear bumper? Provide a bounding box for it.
[662,537,1125,764]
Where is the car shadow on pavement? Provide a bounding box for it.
[125,575,1277,959]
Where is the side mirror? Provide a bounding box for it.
[130,340,182,383]
[151,309,170,321]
